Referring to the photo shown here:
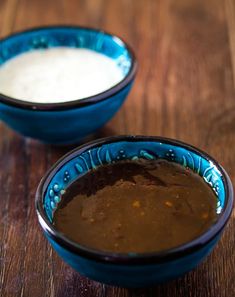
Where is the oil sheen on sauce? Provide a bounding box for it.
[0,48,124,103]
[53,159,218,253]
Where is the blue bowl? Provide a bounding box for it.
[35,136,233,287]
[0,26,137,144]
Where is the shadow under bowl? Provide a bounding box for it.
[35,135,233,287]
[0,26,137,144]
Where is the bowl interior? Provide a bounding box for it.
[42,138,226,223]
[0,26,132,80]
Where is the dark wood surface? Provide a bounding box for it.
[0,0,235,296]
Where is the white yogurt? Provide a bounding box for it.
[0,47,124,103]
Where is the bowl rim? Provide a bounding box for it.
[0,25,137,111]
[35,135,234,265]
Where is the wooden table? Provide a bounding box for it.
[0,0,235,296]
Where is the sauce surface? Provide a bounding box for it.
[53,159,218,253]
[0,48,124,103]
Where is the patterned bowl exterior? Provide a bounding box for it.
[0,26,137,144]
[36,136,233,287]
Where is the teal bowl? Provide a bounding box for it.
[0,26,137,144]
[35,136,233,287]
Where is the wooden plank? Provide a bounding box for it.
[225,0,235,87]
[0,0,19,37]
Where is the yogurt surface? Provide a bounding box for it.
[0,47,124,103]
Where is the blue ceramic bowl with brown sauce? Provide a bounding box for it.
[0,26,137,144]
[35,136,233,287]
[36,136,233,287]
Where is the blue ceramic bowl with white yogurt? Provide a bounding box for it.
[0,26,137,144]
[36,136,233,287]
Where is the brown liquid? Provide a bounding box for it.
[53,159,218,253]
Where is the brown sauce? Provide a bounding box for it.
[53,159,218,253]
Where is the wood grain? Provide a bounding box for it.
[0,0,235,296]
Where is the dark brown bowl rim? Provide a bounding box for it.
[35,135,234,265]
[0,25,137,111]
